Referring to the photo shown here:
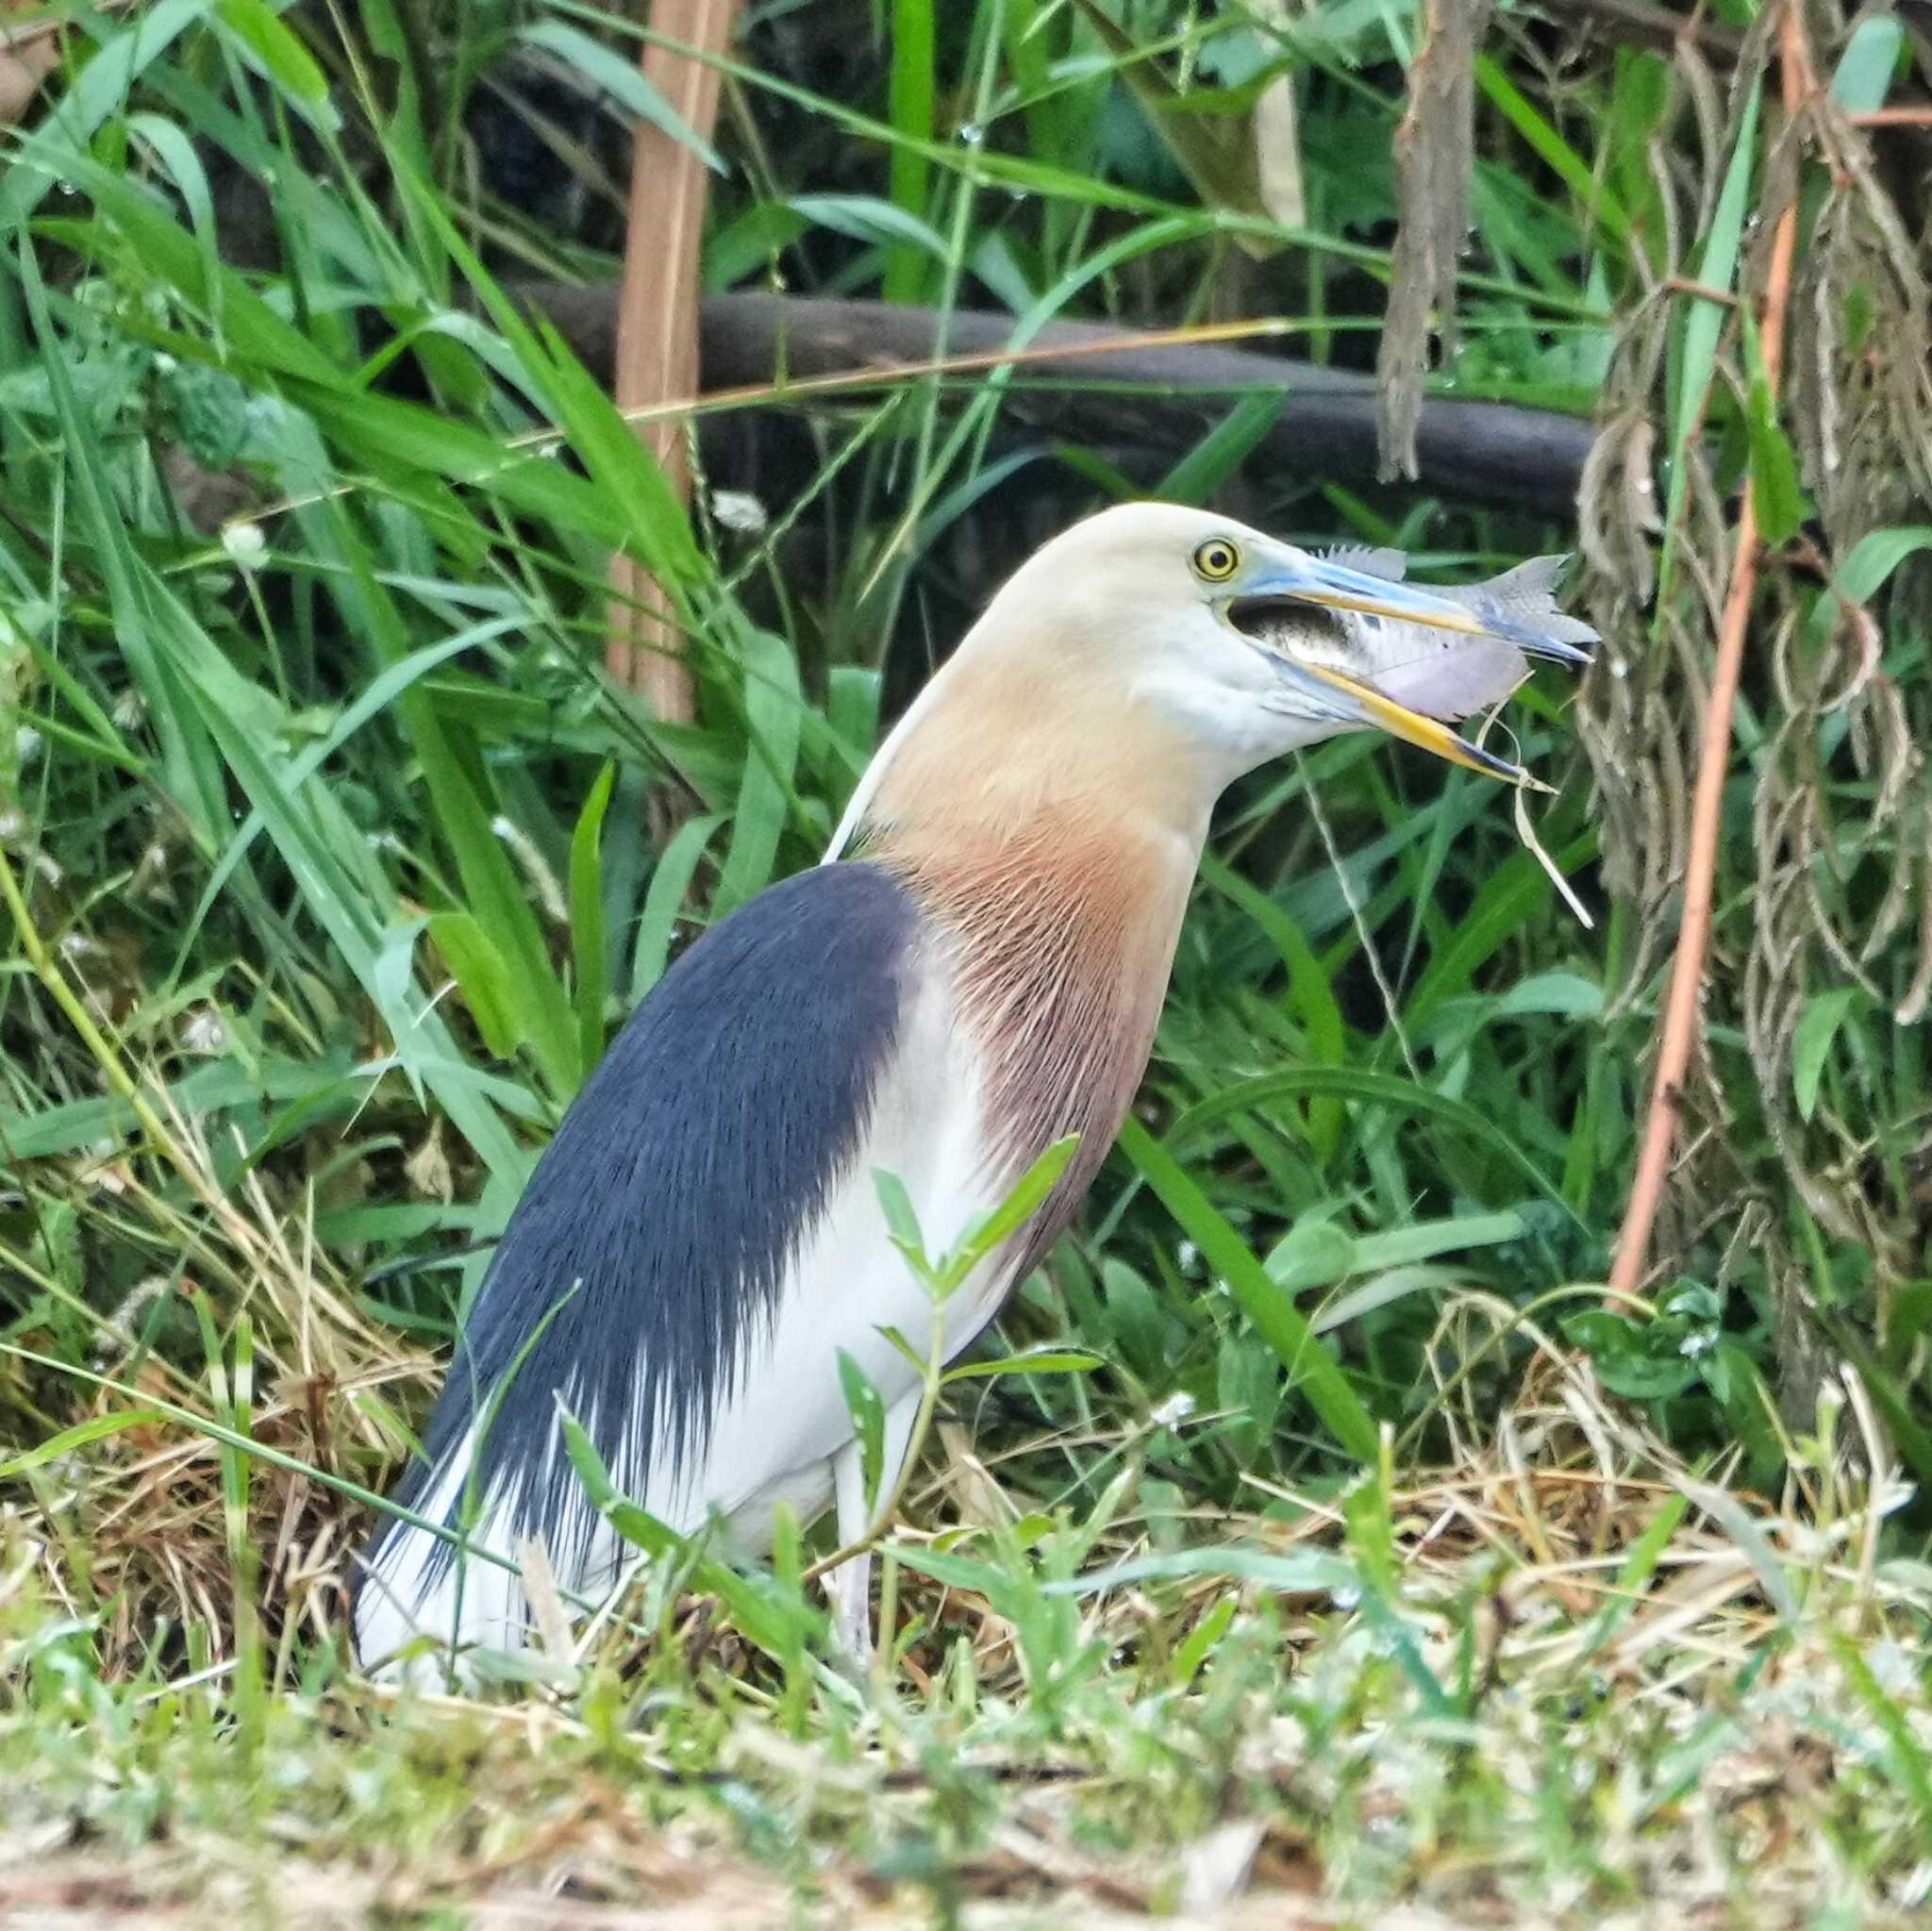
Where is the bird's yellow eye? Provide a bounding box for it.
[1191,538,1241,582]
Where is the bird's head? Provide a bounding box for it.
[970,503,1595,791]
[835,503,1596,862]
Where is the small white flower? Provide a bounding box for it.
[58,931,99,961]
[1150,1391,1196,1430]
[112,689,147,730]
[15,726,42,767]
[710,490,769,536]
[0,807,25,844]
[221,522,268,571]
[182,1007,229,1054]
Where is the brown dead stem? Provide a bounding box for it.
[1375,0,1496,479]
[605,0,741,718]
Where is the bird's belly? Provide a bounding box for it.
[723,1457,837,1553]
[634,954,1009,1541]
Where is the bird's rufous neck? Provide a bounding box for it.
[857,647,1221,857]
[853,654,1205,1276]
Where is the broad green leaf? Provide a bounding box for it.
[950,1136,1081,1280]
[873,1168,927,1264]
[1264,1217,1357,1293]
[1808,525,1932,650]
[428,913,525,1062]
[1742,312,1805,544]
[790,193,952,263]
[1829,16,1904,113]
[1792,987,1860,1123]
[215,0,335,114]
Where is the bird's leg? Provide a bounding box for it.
[825,1442,875,1664]
[824,1389,923,1664]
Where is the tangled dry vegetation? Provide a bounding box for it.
[1576,0,1932,1349]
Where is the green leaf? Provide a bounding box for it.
[882,0,936,304]
[1167,1067,1581,1224]
[630,811,726,1000]
[428,913,525,1062]
[1402,834,1600,1035]
[519,21,724,171]
[942,1348,1105,1381]
[1044,1543,1357,1597]
[714,627,804,916]
[873,1169,927,1264]
[1158,393,1286,505]
[1264,1216,1357,1293]
[0,0,206,225]
[948,1136,1081,1283]
[570,763,617,1079]
[558,1408,811,1658]
[0,1408,171,1477]
[215,0,335,110]
[1838,525,1932,598]
[1202,853,1344,1160]
[1742,312,1805,545]
[1170,1594,1236,1687]
[1474,54,1631,245]
[836,1349,887,1512]
[1117,1118,1379,1464]
[789,194,952,264]
[1791,987,1860,1123]
[1828,16,1904,114]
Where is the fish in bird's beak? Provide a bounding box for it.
[1225,545,1597,787]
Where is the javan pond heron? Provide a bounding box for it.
[354,502,1594,1677]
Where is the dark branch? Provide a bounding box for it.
[511,287,1598,521]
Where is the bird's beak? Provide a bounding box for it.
[1275,658,1538,785]
[1231,555,1594,666]
[1228,553,1588,788]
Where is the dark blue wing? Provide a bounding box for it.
[368,857,917,1582]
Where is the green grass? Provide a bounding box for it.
[3,0,1931,1921]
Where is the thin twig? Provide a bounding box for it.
[1609,1,1807,1297]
